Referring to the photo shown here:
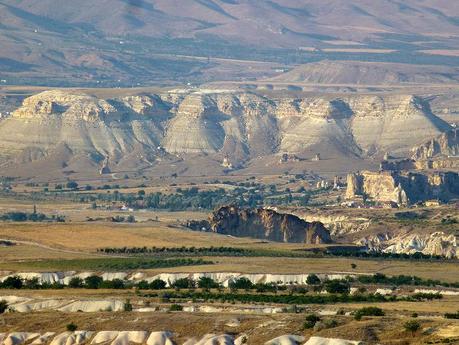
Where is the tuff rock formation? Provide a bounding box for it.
[208,205,332,244]
[346,170,459,205]
[0,90,167,172]
[0,331,365,345]
[412,128,459,160]
[358,231,458,258]
[0,89,453,176]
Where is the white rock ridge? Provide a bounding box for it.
[1,333,363,345]
[0,90,451,175]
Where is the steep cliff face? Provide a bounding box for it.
[0,91,168,172]
[411,128,459,160]
[346,170,459,205]
[208,206,332,244]
[0,89,453,176]
[348,95,450,156]
[162,94,225,154]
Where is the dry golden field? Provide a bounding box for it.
[0,220,457,283]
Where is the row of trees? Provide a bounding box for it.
[355,273,459,289]
[2,273,453,294]
[98,246,247,255]
[0,212,65,222]
[327,249,454,261]
[73,183,323,211]
[156,290,441,305]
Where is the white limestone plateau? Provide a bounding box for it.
[0,333,364,345]
[0,90,451,174]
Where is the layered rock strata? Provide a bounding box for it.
[346,170,459,205]
[208,205,332,244]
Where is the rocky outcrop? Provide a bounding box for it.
[162,94,225,154]
[379,159,417,171]
[0,332,368,345]
[346,170,459,205]
[415,158,459,170]
[0,89,452,176]
[358,231,458,258]
[208,206,332,244]
[292,212,371,237]
[0,90,165,171]
[412,128,459,160]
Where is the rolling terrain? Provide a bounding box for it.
[1,2,459,344]
[2,0,459,86]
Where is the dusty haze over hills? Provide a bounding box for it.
[1,0,459,86]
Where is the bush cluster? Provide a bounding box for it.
[154,291,440,306]
[357,273,459,288]
[0,212,64,222]
[354,306,385,320]
[444,311,459,319]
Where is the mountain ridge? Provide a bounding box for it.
[2,0,459,86]
[0,89,452,179]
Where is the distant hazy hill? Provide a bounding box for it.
[268,61,459,85]
[1,0,459,85]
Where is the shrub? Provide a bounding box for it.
[84,275,103,289]
[306,274,321,285]
[1,276,23,289]
[136,280,149,290]
[313,321,326,331]
[66,323,78,332]
[66,181,78,190]
[198,277,219,289]
[229,277,253,290]
[404,320,421,335]
[169,304,183,311]
[24,278,41,289]
[303,314,321,329]
[0,300,8,314]
[68,277,84,288]
[158,292,171,303]
[172,278,195,289]
[324,280,350,294]
[149,279,167,290]
[123,299,133,312]
[101,279,125,289]
[255,283,278,293]
[324,319,339,328]
[354,307,385,320]
[444,311,459,319]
